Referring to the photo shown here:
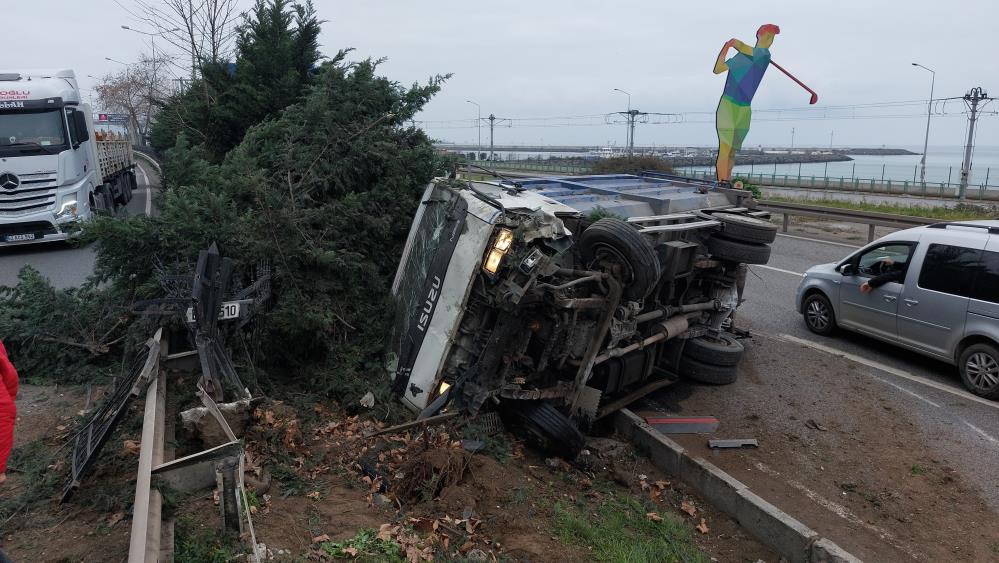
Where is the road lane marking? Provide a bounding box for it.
[752,462,919,559]
[137,164,152,216]
[776,233,861,249]
[754,264,803,277]
[963,421,999,446]
[777,333,999,411]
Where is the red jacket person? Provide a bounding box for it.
[0,340,18,484]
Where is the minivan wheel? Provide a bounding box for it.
[959,343,999,400]
[803,293,836,336]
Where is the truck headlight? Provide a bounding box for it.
[55,199,79,220]
[482,228,514,274]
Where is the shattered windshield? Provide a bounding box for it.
[388,184,468,386]
[0,108,67,149]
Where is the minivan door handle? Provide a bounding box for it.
[903,298,919,306]
[883,295,897,303]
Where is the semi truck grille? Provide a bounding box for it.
[0,170,57,216]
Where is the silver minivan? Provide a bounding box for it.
[795,221,999,399]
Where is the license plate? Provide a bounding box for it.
[185,301,241,323]
[4,233,36,242]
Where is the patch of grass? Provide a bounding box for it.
[591,156,672,175]
[459,420,513,463]
[765,195,998,221]
[0,439,61,526]
[553,494,710,563]
[586,205,627,222]
[910,464,928,476]
[320,528,405,562]
[174,515,239,563]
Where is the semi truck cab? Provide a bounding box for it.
[0,69,135,245]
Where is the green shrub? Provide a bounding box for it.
[591,156,673,175]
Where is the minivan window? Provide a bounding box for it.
[969,249,999,304]
[856,243,914,276]
[918,243,983,298]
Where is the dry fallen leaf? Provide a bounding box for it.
[654,480,670,490]
[343,547,359,557]
[696,518,709,534]
[123,440,141,455]
[680,500,697,517]
[306,491,322,500]
[107,511,125,527]
[645,512,662,522]
[312,534,330,543]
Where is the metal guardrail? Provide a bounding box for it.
[757,200,940,242]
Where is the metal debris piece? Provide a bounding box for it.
[646,415,720,434]
[708,438,758,449]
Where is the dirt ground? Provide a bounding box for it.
[643,339,999,562]
[1,384,134,563]
[3,385,776,562]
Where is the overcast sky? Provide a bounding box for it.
[5,0,997,151]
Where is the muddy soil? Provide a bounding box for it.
[644,339,999,562]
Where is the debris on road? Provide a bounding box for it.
[646,414,720,434]
[708,438,759,449]
[805,418,829,432]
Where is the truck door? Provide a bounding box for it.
[898,234,987,359]
[838,242,915,341]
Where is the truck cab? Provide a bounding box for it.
[388,172,777,457]
[0,69,134,246]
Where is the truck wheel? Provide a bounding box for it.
[683,334,744,366]
[579,218,661,300]
[678,355,738,385]
[712,213,778,244]
[706,235,771,265]
[958,343,999,400]
[802,293,836,336]
[500,400,585,459]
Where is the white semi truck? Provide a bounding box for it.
[0,69,136,245]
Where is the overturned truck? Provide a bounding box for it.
[388,172,776,457]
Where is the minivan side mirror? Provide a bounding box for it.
[73,111,89,147]
[840,263,854,276]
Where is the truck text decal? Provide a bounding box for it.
[0,90,30,100]
[416,275,442,333]
[0,101,25,109]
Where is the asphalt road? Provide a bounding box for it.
[0,161,159,289]
[646,231,999,559]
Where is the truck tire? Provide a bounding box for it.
[500,400,585,459]
[706,235,771,265]
[579,218,661,300]
[958,343,999,400]
[713,213,778,244]
[683,334,744,366]
[678,355,739,385]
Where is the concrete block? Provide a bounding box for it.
[677,455,747,516]
[810,538,863,563]
[734,489,818,563]
[615,409,685,475]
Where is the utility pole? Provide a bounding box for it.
[790,127,795,151]
[481,114,510,161]
[959,87,991,199]
[613,88,631,155]
[912,63,935,184]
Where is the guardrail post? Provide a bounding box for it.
[867,224,876,242]
[782,213,790,233]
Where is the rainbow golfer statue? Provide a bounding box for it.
[713,24,780,184]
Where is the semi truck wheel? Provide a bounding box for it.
[579,218,661,301]
[712,213,778,244]
[678,355,738,385]
[706,235,771,265]
[683,334,744,366]
[500,400,585,459]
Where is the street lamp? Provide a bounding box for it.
[466,99,481,158]
[106,57,131,66]
[613,88,631,155]
[912,63,935,184]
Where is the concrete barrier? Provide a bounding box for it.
[615,408,862,563]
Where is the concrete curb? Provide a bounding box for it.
[615,408,862,563]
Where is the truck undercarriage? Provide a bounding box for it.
[390,173,777,458]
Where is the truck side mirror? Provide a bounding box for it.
[73,111,89,146]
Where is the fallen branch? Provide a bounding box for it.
[363,411,460,438]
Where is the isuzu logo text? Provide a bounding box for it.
[416,275,442,333]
